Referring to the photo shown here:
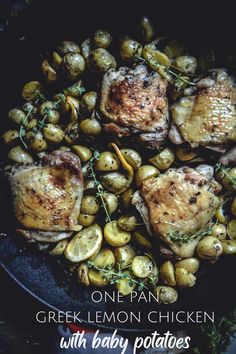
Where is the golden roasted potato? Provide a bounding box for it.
[104,221,131,247]
[175,268,196,288]
[160,261,176,286]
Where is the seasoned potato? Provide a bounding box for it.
[39,101,60,124]
[104,221,131,247]
[88,269,109,287]
[80,118,102,135]
[120,38,142,62]
[63,53,85,80]
[140,16,154,43]
[118,214,137,232]
[155,286,178,304]
[72,145,92,162]
[81,195,100,215]
[93,29,112,49]
[3,130,19,145]
[175,258,200,274]
[8,108,26,126]
[142,41,170,71]
[227,219,236,240]
[115,271,136,295]
[133,230,152,249]
[131,255,153,279]
[160,261,176,286]
[8,146,33,164]
[81,91,97,114]
[57,40,80,55]
[120,149,142,171]
[114,245,135,268]
[209,223,227,241]
[174,55,197,75]
[22,102,38,117]
[100,172,128,194]
[43,124,64,144]
[103,193,118,214]
[121,187,134,208]
[49,239,68,256]
[77,263,90,286]
[215,205,229,225]
[175,268,196,288]
[81,38,93,59]
[27,131,48,152]
[221,240,236,254]
[78,213,96,227]
[22,81,42,101]
[86,48,116,74]
[95,151,120,172]
[149,148,175,171]
[65,224,103,263]
[91,248,115,268]
[196,236,223,260]
[135,165,160,187]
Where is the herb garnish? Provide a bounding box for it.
[168,223,215,243]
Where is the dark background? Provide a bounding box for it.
[1,0,236,353]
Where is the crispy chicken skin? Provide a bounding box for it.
[133,166,221,258]
[7,151,83,232]
[169,69,236,148]
[99,65,169,148]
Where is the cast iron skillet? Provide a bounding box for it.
[0,0,236,333]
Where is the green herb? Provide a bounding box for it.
[83,150,112,223]
[215,163,236,189]
[168,223,215,243]
[19,105,35,149]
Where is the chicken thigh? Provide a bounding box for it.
[133,166,221,258]
[99,64,169,148]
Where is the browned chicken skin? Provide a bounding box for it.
[99,65,169,148]
[169,69,236,149]
[6,151,83,235]
[133,166,221,258]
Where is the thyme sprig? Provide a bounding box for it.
[215,162,236,188]
[168,223,215,244]
[82,150,112,223]
[87,261,157,292]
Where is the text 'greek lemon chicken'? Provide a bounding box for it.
[132,166,221,258]
[99,64,169,148]
[6,151,83,241]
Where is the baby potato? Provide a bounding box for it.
[81,37,93,59]
[43,124,64,144]
[77,263,90,286]
[209,223,227,241]
[196,236,223,260]
[118,214,137,232]
[51,51,63,70]
[28,132,48,152]
[86,48,117,74]
[160,261,176,286]
[131,255,153,279]
[78,213,96,227]
[133,230,152,249]
[140,16,154,43]
[27,119,37,130]
[49,239,68,256]
[95,151,120,172]
[8,108,26,126]
[120,149,142,171]
[121,187,134,208]
[84,179,102,195]
[81,91,97,114]
[8,146,33,164]
[215,205,229,225]
[114,245,136,268]
[80,118,102,135]
[93,29,113,49]
[135,165,160,187]
[22,102,38,117]
[221,240,236,254]
[22,81,42,101]
[81,195,100,215]
[222,168,236,191]
[3,130,19,145]
[174,55,197,75]
[103,193,118,214]
[41,60,58,83]
[175,258,200,274]
[91,248,115,268]
[155,286,178,304]
[39,101,60,124]
[115,271,136,296]
[104,221,131,247]
[57,40,80,55]
[227,219,236,240]
[175,268,196,288]
[120,37,143,62]
[72,145,92,162]
[149,148,175,171]
[63,53,85,80]
[88,269,109,287]
[100,172,128,194]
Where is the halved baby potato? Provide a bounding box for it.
[104,221,131,247]
[131,255,153,279]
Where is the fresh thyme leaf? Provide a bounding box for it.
[215,163,236,188]
[168,223,215,243]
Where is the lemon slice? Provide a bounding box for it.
[65,224,103,263]
[104,221,131,247]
